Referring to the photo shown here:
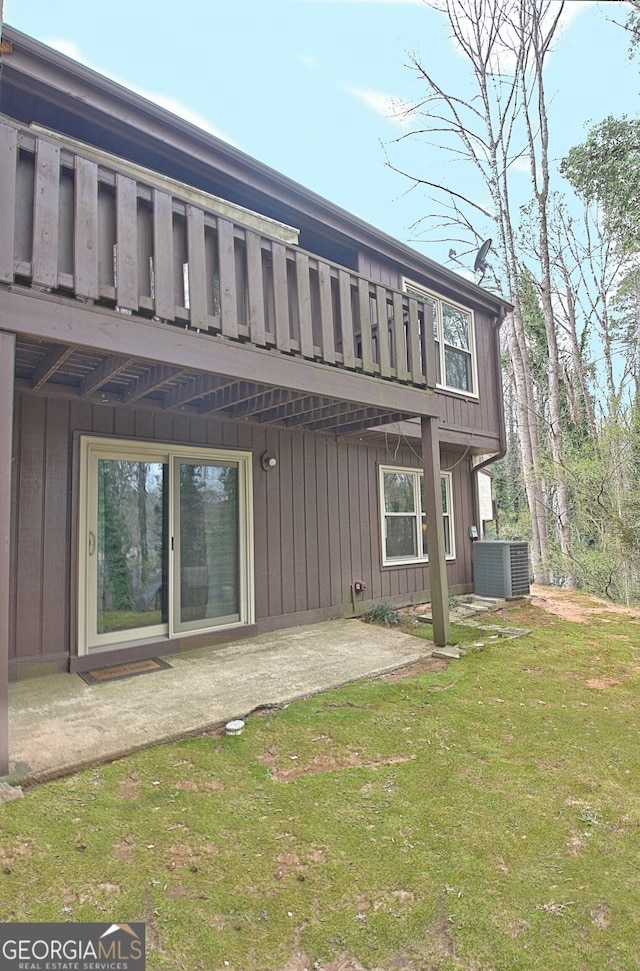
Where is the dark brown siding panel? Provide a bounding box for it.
[114,408,136,438]
[303,435,320,610]
[251,424,269,620]
[134,409,155,441]
[264,426,283,618]
[14,395,45,659]
[315,437,332,609]
[42,398,71,658]
[358,447,374,593]
[278,429,296,616]
[292,434,307,612]
[357,251,400,288]
[347,444,362,586]
[337,442,351,606]
[368,448,383,601]
[92,402,115,436]
[325,436,342,607]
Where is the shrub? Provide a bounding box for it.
[362,600,402,626]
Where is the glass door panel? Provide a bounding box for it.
[96,459,166,635]
[174,460,240,632]
[81,438,252,653]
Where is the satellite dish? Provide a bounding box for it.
[474,238,492,281]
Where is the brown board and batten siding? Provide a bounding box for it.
[9,390,474,679]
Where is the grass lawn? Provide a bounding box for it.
[2,593,640,970]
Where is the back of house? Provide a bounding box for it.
[0,26,508,714]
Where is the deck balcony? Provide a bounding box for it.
[0,118,439,433]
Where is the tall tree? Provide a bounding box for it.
[387,0,576,583]
[560,116,640,255]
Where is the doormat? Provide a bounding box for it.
[78,657,172,686]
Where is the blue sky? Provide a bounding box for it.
[3,0,638,268]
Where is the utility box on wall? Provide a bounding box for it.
[473,541,530,599]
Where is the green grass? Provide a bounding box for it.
[3,598,640,969]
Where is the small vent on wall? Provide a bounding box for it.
[472,541,530,599]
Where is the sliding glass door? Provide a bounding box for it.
[95,458,167,637]
[173,459,240,633]
[79,438,253,654]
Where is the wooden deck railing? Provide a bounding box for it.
[0,120,436,389]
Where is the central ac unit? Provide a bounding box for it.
[472,541,530,599]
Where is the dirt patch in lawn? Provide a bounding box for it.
[529,585,640,623]
[585,677,622,690]
[378,657,449,681]
[260,748,414,782]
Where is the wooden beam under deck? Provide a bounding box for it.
[30,344,75,391]
[122,364,185,403]
[197,380,268,415]
[223,388,301,420]
[162,373,233,409]
[79,354,135,397]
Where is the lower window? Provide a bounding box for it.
[380,465,454,566]
[78,437,254,653]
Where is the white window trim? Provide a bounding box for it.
[78,436,254,655]
[403,278,479,399]
[379,465,456,567]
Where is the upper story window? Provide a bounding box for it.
[404,280,477,397]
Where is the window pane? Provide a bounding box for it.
[442,303,470,349]
[179,462,239,625]
[419,477,451,556]
[97,460,165,634]
[434,337,442,384]
[443,515,451,556]
[427,296,439,339]
[384,472,415,513]
[445,347,472,391]
[385,516,417,558]
[441,477,449,513]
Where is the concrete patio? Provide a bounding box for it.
[6,618,435,786]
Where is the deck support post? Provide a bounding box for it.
[421,416,450,647]
[0,330,15,777]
